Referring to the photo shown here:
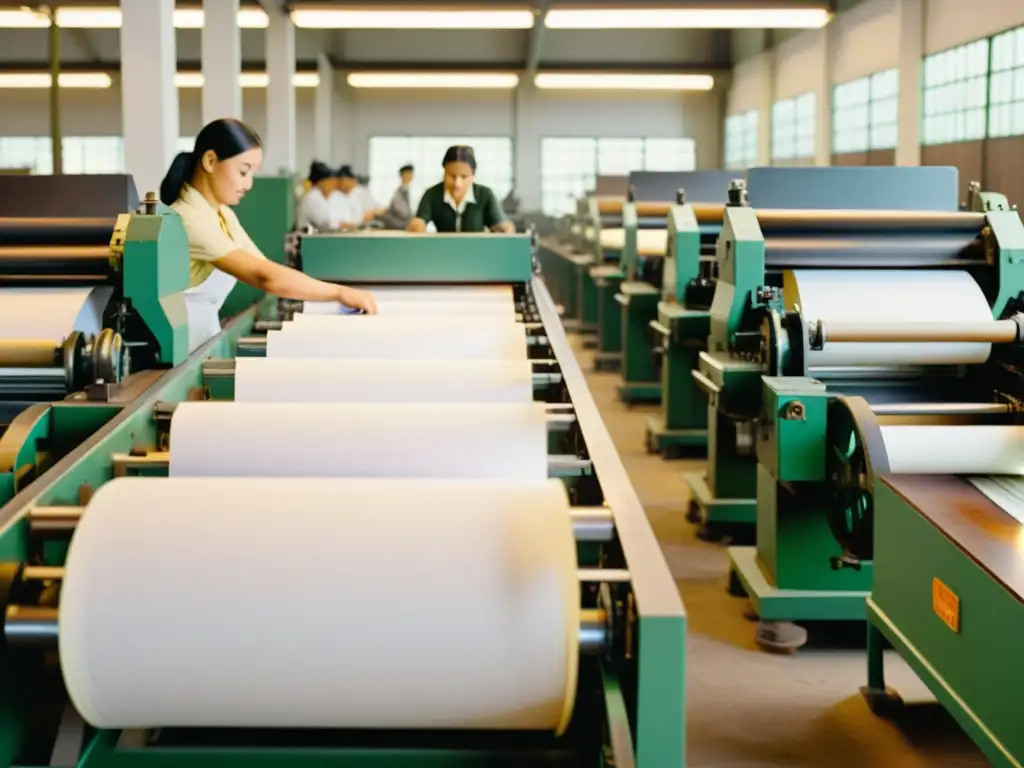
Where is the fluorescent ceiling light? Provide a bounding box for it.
[291,9,534,29]
[0,72,113,89]
[534,73,714,91]
[347,72,520,89]
[0,7,269,29]
[544,7,831,29]
[175,72,320,88]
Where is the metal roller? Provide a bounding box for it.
[0,340,60,368]
[755,209,986,234]
[812,318,1021,345]
[0,217,115,246]
[0,245,112,279]
[763,235,981,268]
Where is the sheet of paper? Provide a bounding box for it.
[0,286,113,340]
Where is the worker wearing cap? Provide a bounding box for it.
[407,145,514,234]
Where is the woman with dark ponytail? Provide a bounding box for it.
[406,145,515,234]
[163,118,377,351]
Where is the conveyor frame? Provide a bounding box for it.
[0,281,686,767]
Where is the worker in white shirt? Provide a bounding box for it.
[295,161,339,231]
[327,165,365,229]
[355,174,387,223]
[160,118,377,352]
[381,164,415,229]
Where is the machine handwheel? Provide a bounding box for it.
[92,329,127,385]
[824,397,890,563]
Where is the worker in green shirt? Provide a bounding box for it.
[407,145,516,234]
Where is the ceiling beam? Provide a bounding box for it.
[526,1,551,76]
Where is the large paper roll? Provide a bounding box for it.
[784,270,993,367]
[371,301,514,318]
[286,314,518,329]
[880,425,1024,474]
[0,286,113,340]
[169,401,550,480]
[265,324,527,360]
[234,358,534,404]
[599,228,624,251]
[303,286,513,315]
[636,230,669,256]
[60,476,580,731]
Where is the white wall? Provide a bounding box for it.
[0,77,723,210]
[725,0,1024,166]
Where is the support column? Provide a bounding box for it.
[896,0,924,166]
[816,25,834,167]
[202,0,242,125]
[265,9,296,174]
[120,0,178,197]
[315,52,334,162]
[757,47,776,166]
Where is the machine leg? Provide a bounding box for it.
[861,620,903,716]
[726,568,747,598]
[755,621,808,654]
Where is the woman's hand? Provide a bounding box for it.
[337,285,378,315]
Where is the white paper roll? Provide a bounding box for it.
[169,402,550,480]
[59,476,580,731]
[265,324,528,360]
[599,228,624,251]
[370,301,514,318]
[636,230,669,256]
[785,270,993,367]
[234,358,535,404]
[285,314,519,330]
[302,287,512,316]
[880,425,1024,475]
[0,286,113,340]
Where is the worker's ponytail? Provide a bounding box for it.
[159,118,263,206]
[159,151,195,206]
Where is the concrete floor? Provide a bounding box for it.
[572,337,992,768]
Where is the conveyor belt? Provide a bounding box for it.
[0,217,115,246]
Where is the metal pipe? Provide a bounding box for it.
[0,341,59,368]
[26,505,613,542]
[22,566,64,582]
[870,402,1012,416]
[29,506,82,535]
[817,319,1019,345]
[48,7,62,175]
[755,209,986,233]
[4,605,58,649]
[3,604,608,654]
[578,608,608,653]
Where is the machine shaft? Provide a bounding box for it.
[816,319,1019,345]
[0,340,59,368]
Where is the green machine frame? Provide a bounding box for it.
[0,206,192,509]
[723,192,1024,651]
[297,232,533,284]
[0,272,688,767]
[644,199,724,453]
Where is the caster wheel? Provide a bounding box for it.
[755,621,808,654]
[685,501,702,525]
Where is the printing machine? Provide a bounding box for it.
[616,172,733,427]
[0,174,190,508]
[0,233,687,767]
[713,175,1024,653]
[684,166,966,542]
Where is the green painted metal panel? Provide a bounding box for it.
[620,283,660,388]
[300,233,532,284]
[224,176,296,317]
[665,205,701,304]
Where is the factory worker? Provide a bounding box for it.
[294,160,339,231]
[355,174,387,223]
[407,145,515,234]
[327,165,365,229]
[382,163,416,229]
[160,118,378,352]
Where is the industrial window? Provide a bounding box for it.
[539,137,697,216]
[833,68,899,153]
[771,92,815,161]
[63,137,126,174]
[988,26,1024,138]
[922,38,989,145]
[367,136,513,214]
[0,136,53,173]
[724,110,758,170]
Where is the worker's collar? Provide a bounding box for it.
[444,185,475,213]
[182,183,226,214]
